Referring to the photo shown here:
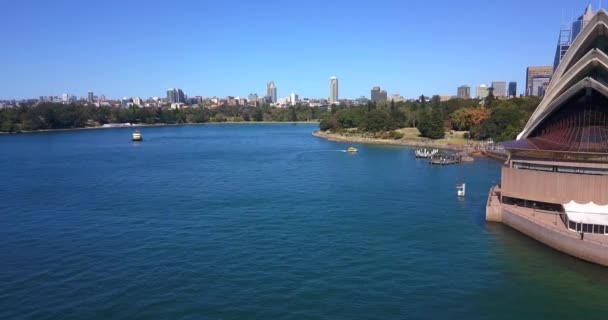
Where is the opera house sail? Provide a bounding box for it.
[486,10,608,266]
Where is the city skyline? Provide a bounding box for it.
[0,0,598,99]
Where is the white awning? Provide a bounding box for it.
[563,201,608,225]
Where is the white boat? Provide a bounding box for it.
[457,183,466,197]
[132,130,142,141]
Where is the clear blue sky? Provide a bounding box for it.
[0,0,600,100]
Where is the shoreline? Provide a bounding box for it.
[0,121,320,135]
[312,130,468,152]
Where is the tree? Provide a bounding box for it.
[362,109,390,132]
[485,87,495,107]
[418,107,444,139]
[431,95,441,109]
[290,107,297,122]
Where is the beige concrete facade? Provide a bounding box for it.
[486,197,608,266]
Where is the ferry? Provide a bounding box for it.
[347,147,358,153]
[132,130,142,141]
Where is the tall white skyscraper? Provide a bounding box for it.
[290,92,298,106]
[329,77,338,103]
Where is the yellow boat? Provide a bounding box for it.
[347,147,358,153]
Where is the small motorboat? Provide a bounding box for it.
[347,147,358,153]
[132,130,142,141]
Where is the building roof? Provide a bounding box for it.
[564,200,608,225]
[507,10,608,155]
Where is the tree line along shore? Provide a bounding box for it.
[1,92,540,146]
[0,103,328,133]
[319,92,541,144]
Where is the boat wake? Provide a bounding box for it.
[300,149,348,154]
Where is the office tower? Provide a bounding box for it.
[554,27,572,71]
[167,88,176,103]
[390,93,404,102]
[87,91,94,103]
[491,81,507,98]
[166,88,185,103]
[329,77,339,103]
[508,82,517,97]
[457,85,471,99]
[531,77,550,97]
[176,89,185,103]
[476,85,489,99]
[526,66,553,96]
[266,81,277,103]
[290,92,298,106]
[572,5,593,41]
[371,86,387,102]
[554,6,593,70]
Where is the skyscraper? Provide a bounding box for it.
[266,81,277,103]
[531,77,550,97]
[476,85,489,99]
[329,77,339,103]
[491,81,507,98]
[290,92,298,106]
[87,91,94,103]
[371,86,387,102]
[457,85,470,99]
[526,66,553,96]
[508,82,517,97]
[553,26,572,71]
[572,4,594,41]
[166,88,185,103]
[553,5,593,71]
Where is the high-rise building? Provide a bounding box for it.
[476,85,489,99]
[526,66,553,96]
[248,93,258,107]
[290,92,298,106]
[371,86,387,102]
[87,91,94,103]
[167,88,176,103]
[266,81,277,103]
[572,4,594,41]
[329,77,339,103]
[166,88,185,103]
[457,85,471,99]
[531,77,551,97]
[390,93,404,102]
[553,6,593,71]
[508,82,517,97]
[554,26,572,71]
[62,93,69,103]
[491,81,507,98]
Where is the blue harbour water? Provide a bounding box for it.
[1,124,607,319]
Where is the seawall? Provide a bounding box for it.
[312,131,466,151]
[485,188,608,267]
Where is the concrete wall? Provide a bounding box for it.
[502,207,608,267]
[501,167,608,205]
[485,187,503,222]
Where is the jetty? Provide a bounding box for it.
[429,152,461,165]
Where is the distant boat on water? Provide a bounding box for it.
[132,130,142,141]
[347,147,358,153]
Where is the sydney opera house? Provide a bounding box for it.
[487,9,608,266]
